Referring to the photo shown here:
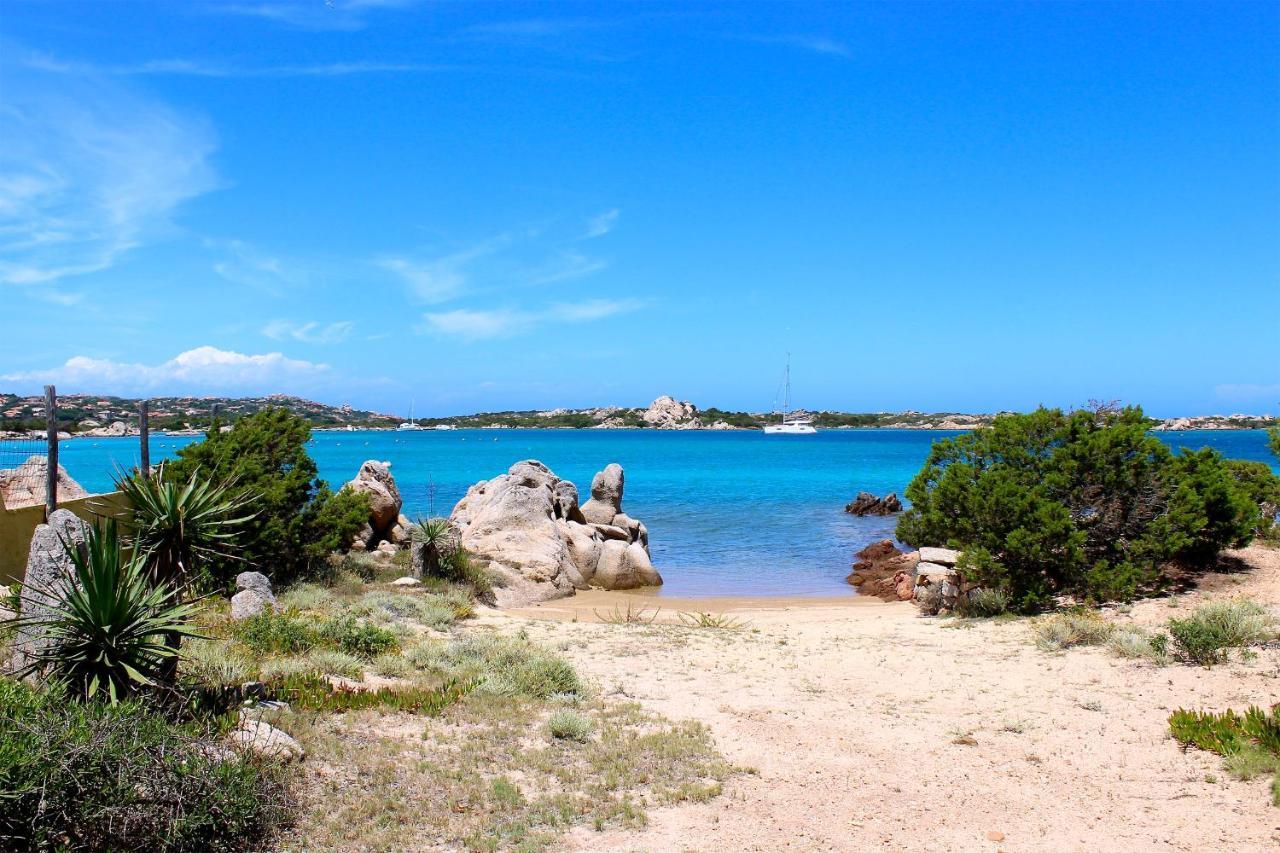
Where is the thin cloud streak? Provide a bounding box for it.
[25,52,469,78]
[734,34,852,58]
[262,320,354,345]
[420,298,643,341]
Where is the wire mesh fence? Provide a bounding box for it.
[0,435,51,509]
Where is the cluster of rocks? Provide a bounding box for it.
[844,491,903,516]
[845,540,918,601]
[641,396,702,429]
[79,420,138,438]
[344,460,413,557]
[450,460,661,607]
[846,540,970,613]
[0,456,89,509]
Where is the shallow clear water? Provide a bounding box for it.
[52,428,1278,597]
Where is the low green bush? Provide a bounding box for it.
[1170,704,1280,806]
[231,611,317,655]
[547,709,594,742]
[1168,600,1276,666]
[955,588,1011,618]
[0,678,287,851]
[316,616,399,660]
[1032,609,1114,651]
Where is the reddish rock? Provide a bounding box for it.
[846,540,920,601]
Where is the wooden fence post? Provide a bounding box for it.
[44,384,57,521]
[139,399,151,479]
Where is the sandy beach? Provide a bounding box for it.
[473,546,1280,852]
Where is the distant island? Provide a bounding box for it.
[0,391,1273,437]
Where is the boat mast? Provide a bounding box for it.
[782,353,791,424]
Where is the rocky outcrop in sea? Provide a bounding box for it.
[844,492,903,516]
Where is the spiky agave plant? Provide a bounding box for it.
[110,464,256,586]
[20,520,200,703]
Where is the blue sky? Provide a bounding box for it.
[0,1,1276,418]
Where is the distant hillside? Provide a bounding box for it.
[0,393,398,433]
[1,392,1271,435]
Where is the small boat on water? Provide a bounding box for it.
[764,354,816,435]
[398,400,424,431]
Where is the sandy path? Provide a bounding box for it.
[487,546,1280,852]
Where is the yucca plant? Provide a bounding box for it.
[18,520,201,703]
[110,464,256,587]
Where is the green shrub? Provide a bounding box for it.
[898,406,1261,610]
[231,611,317,656]
[0,678,286,850]
[316,616,399,660]
[1168,600,1276,666]
[164,408,369,587]
[547,709,594,742]
[1106,627,1170,665]
[18,521,199,703]
[955,588,1010,618]
[1032,609,1114,651]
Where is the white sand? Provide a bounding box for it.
[486,545,1280,852]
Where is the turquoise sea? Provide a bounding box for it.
[53,429,1279,597]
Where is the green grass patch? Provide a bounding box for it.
[1170,704,1280,806]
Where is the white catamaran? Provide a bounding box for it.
[398,401,425,431]
[764,354,817,435]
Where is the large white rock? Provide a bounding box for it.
[228,719,304,762]
[450,460,661,605]
[918,547,961,566]
[345,460,403,533]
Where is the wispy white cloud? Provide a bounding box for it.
[207,239,297,293]
[25,52,466,78]
[526,249,608,285]
[736,34,852,58]
[1,346,330,395]
[209,0,422,32]
[420,298,642,341]
[379,238,506,304]
[583,208,619,239]
[0,49,218,288]
[459,18,605,40]
[262,320,354,345]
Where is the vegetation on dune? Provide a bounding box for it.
[1031,599,1275,668]
[1170,704,1280,807]
[897,406,1271,611]
[164,408,369,587]
[0,678,287,851]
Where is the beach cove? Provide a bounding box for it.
[54,428,1278,598]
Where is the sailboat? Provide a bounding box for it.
[763,354,817,435]
[398,400,424,431]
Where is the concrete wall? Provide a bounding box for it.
[0,492,127,586]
